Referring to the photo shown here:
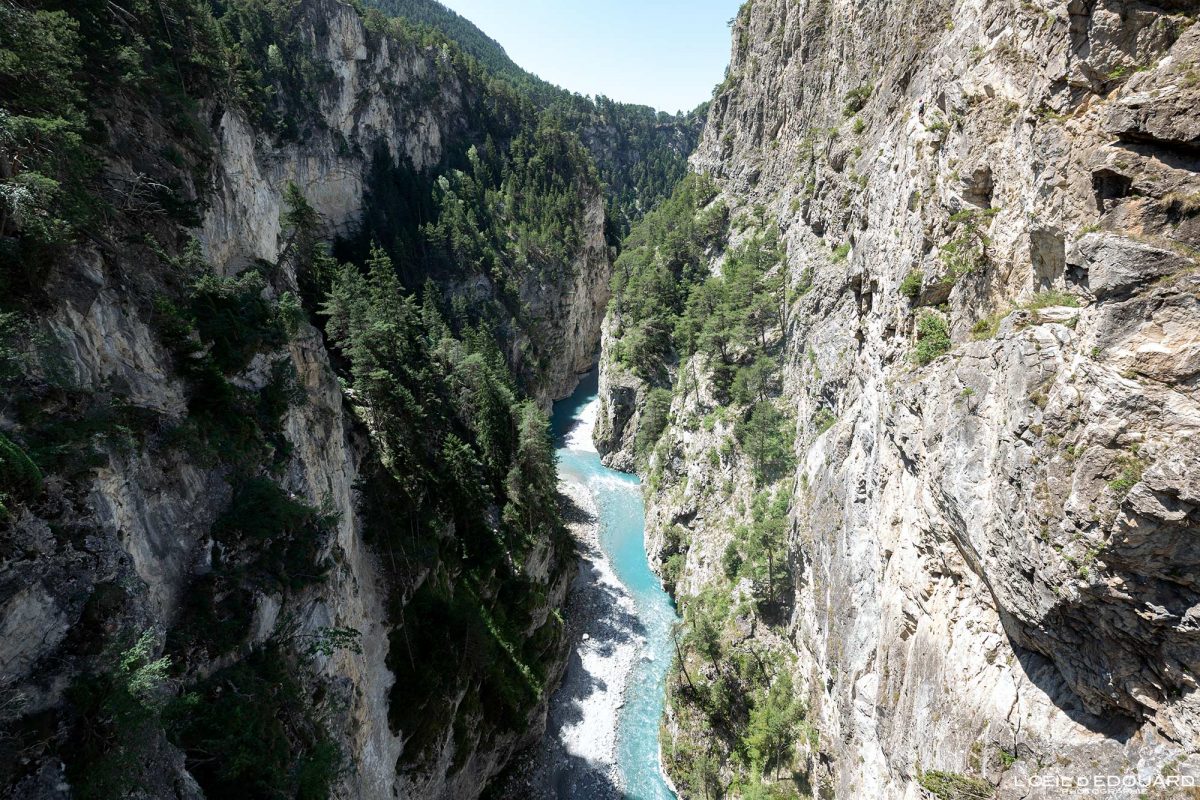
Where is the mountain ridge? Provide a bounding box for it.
[359,0,708,235]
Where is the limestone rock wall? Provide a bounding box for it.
[0,1,609,797]
[599,1,1200,796]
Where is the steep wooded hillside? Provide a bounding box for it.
[360,0,707,236]
[0,1,617,797]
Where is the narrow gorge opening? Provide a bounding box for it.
[2,2,1199,800]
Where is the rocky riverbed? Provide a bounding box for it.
[499,480,641,800]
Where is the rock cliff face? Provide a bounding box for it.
[600,1,1200,796]
[199,0,610,407]
[0,1,609,798]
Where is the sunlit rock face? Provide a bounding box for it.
[599,1,1200,796]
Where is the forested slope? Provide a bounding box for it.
[360,0,707,236]
[0,1,639,797]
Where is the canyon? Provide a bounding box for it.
[2,1,1199,799]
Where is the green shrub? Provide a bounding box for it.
[1108,453,1146,496]
[736,401,794,484]
[843,83,873,116]
[0,312,29,383]
[167,286,301,461]
[938,208,997,285]
[795,266,814,296]
[16,393,153,483]
[743,670,805,775]
[723,490,792,609]
[636,388,673,458]
[913,312,952,365]
[918,770,994,799]
[167,645,340,800]
[0,4,91,294]
[64,634,171,800]
[277,291,305,336]
[0,430,42,516]
[669,577,809,794]
[971,311,1007,340]
[213,477,334,592]
[1025,290,1080,310]
[188,269,285,374]
[812,407,836,434]
[939,235,984,284]
[167,572,256,659]
[169,478,333,659]
[386,578,549,765]
[663,523,688,555]
[899,269,923,299]
[732,357,779,406]
[831,242,852,262]
[154,262,299,467]
[663,553,686,593]
[721,537,744,579]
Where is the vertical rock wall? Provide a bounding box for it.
[600,1,1200,796]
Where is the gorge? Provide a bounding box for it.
[2,1,1200,799]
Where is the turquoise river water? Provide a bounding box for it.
[551,371,679,800]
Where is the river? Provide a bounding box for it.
[509,370,679,799]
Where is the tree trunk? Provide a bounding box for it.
[673,630,697,694]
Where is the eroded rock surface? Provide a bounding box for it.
[600,1,1200,797]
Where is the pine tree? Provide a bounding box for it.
[737,402,793,484]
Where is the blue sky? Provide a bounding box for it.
[438,0,744,113]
